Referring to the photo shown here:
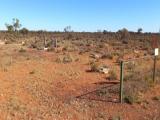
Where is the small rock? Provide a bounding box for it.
[44,47,48,51]
[134,50,139,54]
[21,41,25,46]
[98,66,110,74]
[90,53,102,59]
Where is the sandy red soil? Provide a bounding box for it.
[0,44,159,120]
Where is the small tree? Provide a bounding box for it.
[12,18,21,31]
[20,27,29,34]
[103,30,108,34]
[64,26,71,32]
[118,28,130,41]
[5,24,14,32]
[137,28,143,33]
[5,18,22,32]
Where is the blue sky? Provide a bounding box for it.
[0,0,160,32]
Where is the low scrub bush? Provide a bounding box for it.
[19,48,26,53]
[56,54,79,64]
[89,61,100,72]
[123,72,134,81]
[101,53,114,59]
[153,96,160,101]
[108,69,117,80]
[96,89,109,97]
[62,43,78,52]
[0,56,12,72]
[63,54,73,63]
[112,116,121,120]
[125,62,136,71]
[124,94,139,104]
[124,84,144,104]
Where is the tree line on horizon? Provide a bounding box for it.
[3,18,158,35]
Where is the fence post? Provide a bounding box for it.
[55,39,58,48]
[119,61,124,103]
[153,56,157,83]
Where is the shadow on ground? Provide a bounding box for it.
[76,81,120,103]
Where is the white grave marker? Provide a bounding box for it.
[155,48,159,56]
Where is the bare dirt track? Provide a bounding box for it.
[0,44,159,120]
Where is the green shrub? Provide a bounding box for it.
[101,53,114,59]
[56,54,79,64]
[20,27,29,34]
[153,96,160,101]
[112,116,121,120]
[123,72,134,81]
[19,48,26,53]
[56,56,63,63]
[144,76,154,87]
[124,95,138,104]
[109,69,117,80]
[123,87,143,104]
[126,62,136,71]
[62,44,77,52]
[63,54,73,63]
[89,61,100,72]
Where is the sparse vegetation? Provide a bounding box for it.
[101,53,114,59]
[89,61,100,72]
[112,115,122,120]
[108,68,117,80]
[0,0,160,119]
[5,18,22,32]
[20,27,29,34]
[19,48,26,52]
[153,96,160,101]
[0,26,159,120]
[56,54,79,63]
[64,26,72,32]
[96,89,108,97]
[124,94,139,104]
[137,28,143,33]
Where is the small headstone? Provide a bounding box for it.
[155,48,159,56]
[21,41,25,46]
[98,66,110,74]
[44,47,48,51]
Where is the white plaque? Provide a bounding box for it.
[155,48,159,56]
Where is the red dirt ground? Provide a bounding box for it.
[0,44,159,120]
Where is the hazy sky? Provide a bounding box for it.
[0,0,160,32]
